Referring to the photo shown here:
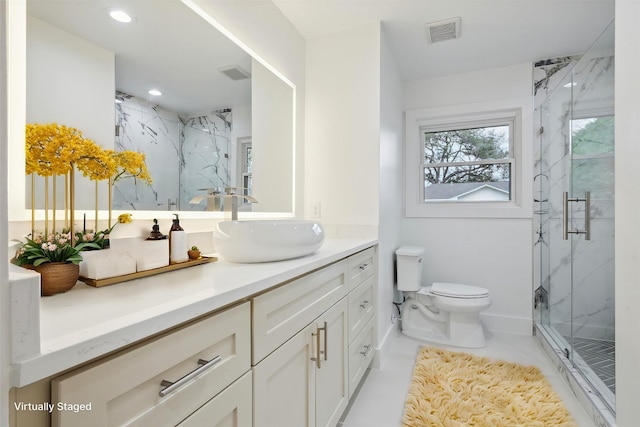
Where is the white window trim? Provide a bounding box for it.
[405,97,533,219]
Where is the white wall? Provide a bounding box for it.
[377,26,404,363]
[614,1,640,424]
[401,63,535,335]
[305,23,380,234]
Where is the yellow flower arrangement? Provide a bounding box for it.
[25,123,152,184]
[25,123,96,176]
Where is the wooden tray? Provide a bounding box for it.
[79,256,217,288]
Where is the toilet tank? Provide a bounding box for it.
[395,246,425,291]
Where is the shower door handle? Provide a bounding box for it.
[562,191,591,241]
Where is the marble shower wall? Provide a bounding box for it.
[180,111,232,211]
[113,92,231,211]
[533,50,615,341]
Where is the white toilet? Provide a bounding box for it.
[396,246,491,348]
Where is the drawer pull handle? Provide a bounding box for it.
[360,300,371,309]
[159,355,222,397]
[360,344,372,357]
[359,263,370,271]
[311,322,328,368]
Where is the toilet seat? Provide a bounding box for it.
[424,282,489,299]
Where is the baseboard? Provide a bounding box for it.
[481,312,532,336]
[374,321,399,369]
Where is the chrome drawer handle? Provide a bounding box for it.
[159,355,222,397]
[360,344,372,357]
[359,300,371,309]
[359,263,370,271]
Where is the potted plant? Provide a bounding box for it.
[13,230,100,296]
[188,245,201,260]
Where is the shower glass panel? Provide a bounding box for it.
[537,21,615,413]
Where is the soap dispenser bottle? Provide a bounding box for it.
[169,214,188,264]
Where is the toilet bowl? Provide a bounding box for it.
[396,246,491,348]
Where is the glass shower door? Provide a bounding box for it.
[537,20,615,412]
[567,27,615,405]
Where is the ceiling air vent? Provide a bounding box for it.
[218,65,251,81]
[425,17,461,43]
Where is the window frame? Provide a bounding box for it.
[405,97,533,218]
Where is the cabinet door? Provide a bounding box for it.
[253,323,316,427]
[315,298,349,427]
[177,371,252,427]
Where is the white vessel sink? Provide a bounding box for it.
[212,220,325,263]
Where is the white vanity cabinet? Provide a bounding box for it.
[253,246,377,427]
[12,243,378,427]
[51,302,251,427]
[252,260,349,427]
[346,247,377,397]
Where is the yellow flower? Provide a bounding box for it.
[111,150,153,185]
[25,123,152,185]
[25,123,118,180]
[117,213,133,224]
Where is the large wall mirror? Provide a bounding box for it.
[24,0,294,218]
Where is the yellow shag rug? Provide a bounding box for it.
[402,347,578,427]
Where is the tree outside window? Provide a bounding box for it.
[422,122,513,202]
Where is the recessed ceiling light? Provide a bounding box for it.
[109,10,132,23]
[148,89,162,96]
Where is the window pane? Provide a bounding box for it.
[424,164,511,201]
[424,125,510,164]
[572,116,614,156]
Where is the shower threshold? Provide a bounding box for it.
[535,324,615,426]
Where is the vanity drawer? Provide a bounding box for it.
[252,260,348,364]
[348,316,375,398]
[347,247,376,290]
[177,371,252,427]
[348,274,376,343]
[52,302,251,427]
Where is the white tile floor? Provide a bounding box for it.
[339,328,595,427]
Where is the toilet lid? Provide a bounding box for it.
[430,282,489,298]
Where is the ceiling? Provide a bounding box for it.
[26,0,615,115]
[272,0,615,81]
[27,0,252,117]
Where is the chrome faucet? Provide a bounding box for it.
[188,187,257,218]
[223,187,258,220]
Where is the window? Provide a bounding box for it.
[405,98,533,218]
[422,120,513,202]
[237,137,252,197]
[570,115,614,199]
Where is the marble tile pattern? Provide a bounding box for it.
[572,337,615,394]
[532,51,615,426]
[180,110,232,211]
[113,92,231,211]
[533,54,615,341]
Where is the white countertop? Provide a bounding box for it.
[11,238,377,387]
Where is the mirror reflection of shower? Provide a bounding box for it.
[113,96,236,211]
